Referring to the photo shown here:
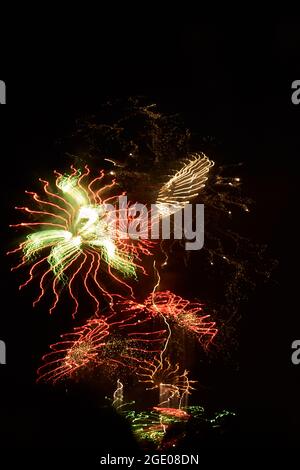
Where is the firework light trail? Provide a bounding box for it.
[156,153,214,217]
[8,166,154,316]
[112,379,124,409]
[137,357,196,409]
[36,308,167,384]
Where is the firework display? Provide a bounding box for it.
[8,148,246,450]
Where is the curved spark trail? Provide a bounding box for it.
[8,166,154,316]
[112,379,124,409]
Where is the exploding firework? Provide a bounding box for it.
[156,153,214,216]
[37,307,167,384]
[8,166,154,316]
[37,317,109,383]
[120,291,218,349]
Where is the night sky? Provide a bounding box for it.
[0,20,300,460]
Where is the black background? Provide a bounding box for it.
[0,20,299,459]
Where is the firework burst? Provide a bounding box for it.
[8,166,154,316]
[156,153,214,216]
[120,291,218,349]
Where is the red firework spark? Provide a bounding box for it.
[120,291,218,348]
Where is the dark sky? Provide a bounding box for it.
[0,20,300,458]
